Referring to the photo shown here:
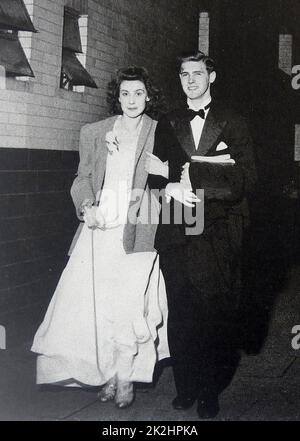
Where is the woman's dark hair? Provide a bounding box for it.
[107,66,165,119]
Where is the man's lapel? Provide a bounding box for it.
[197,105,227,155]
[173,115,195,158]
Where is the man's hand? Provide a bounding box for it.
[165,182,200,207]
[145,152,169,178]
[180,162,192,189]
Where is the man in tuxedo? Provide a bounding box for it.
[147,51,256,418]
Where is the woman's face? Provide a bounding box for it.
[118,80,149,118]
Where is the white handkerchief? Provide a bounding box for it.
[191,154,235,163]
[216,141,228,151]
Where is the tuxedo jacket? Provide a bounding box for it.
[148,101,257,252]
[70,114,159,254]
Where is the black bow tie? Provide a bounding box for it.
[186,103,211,121]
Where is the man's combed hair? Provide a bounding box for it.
[107,66,165,119]
[177,50,216,74]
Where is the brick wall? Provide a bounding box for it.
[0,148,78,346]
[1,0,199,153]
[0,0,200,347]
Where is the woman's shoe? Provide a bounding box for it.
[115,381,134,409]
[98,376,117,402]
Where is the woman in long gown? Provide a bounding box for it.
[31,66,169,409]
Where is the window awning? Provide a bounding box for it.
[61,49,97,88]
[62,7,82,53]
[0,31,34,77]
[0,0,37,32]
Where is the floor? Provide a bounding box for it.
[0,267,299,421]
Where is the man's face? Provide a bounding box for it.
[179,60,216,101]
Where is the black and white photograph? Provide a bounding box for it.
[0,0,300,427]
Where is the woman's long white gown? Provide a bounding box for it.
[31,119,169,387]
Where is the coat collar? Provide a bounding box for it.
[94,116,117,197]
[134,113,153,169]
[94,114,154,195]
[95,113,153,158]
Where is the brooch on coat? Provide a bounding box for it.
[105,131,119,154]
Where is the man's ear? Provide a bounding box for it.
[209,71,216,84]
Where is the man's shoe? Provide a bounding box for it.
[197,396,220,419]
[172,396,196,410]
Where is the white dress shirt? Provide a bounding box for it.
[188,98,211,150]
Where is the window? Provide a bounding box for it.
[279,34,293,76]
[0,0,36,77]
[60,7,97,90]
[295,125,300,161]
[198,12,209,55]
